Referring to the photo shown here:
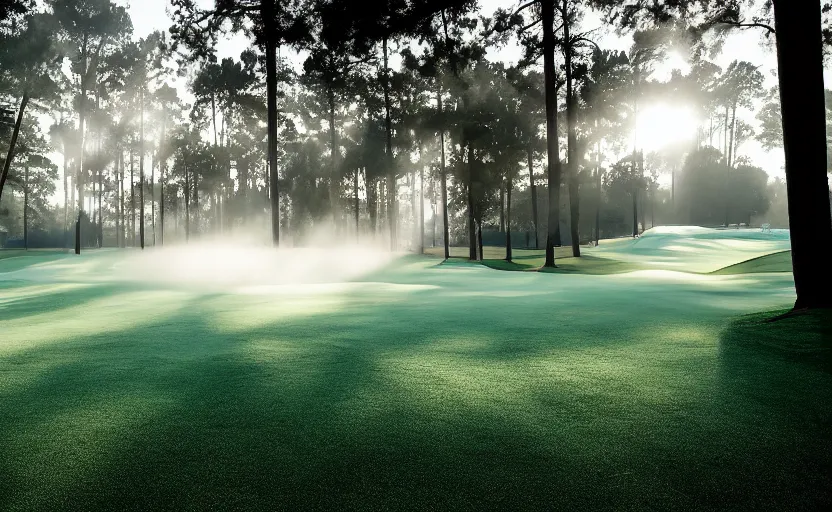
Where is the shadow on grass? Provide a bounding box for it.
[483,255,642,275]
[0,273,826,510]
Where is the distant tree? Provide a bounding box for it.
[595,0,832,310]
[170,0,310,246]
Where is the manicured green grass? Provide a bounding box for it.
[712,250,793,275]
[0,239,829,510]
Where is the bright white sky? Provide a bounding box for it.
[112,0,830,186]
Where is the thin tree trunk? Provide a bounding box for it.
[438,84,450,259]
[193,168,199,236]
[160,105,166,246]
[63,138,68,248]
[728,101,737,167]
[130,149,135,247]
[383,37,396,250]
[419,161,425,254]
[23,163,28,250]
[477,219,483,261]
[151,156,156,245]
[632,189,638,238]
[505,178,513,261]
[595,140,602,246]
[772,0,832,308]
[185,161,190,243]
[355,169,360,241]
[467,143,477,261]
[528,145,539,249]
[140,87,145,250]
[120,151,125,247]
[263,11,280,246]
[499,184,505,233]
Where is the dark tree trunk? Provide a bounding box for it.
[439,84,450,259]
[63,142,69,248]
[130,149,135,247]
[120,151,125,248]
[23,164,28,250]
[419,162,424,254]
[467,143,477,261]
[160,106,166,246]
[595,141,602,246]
[263,10,280,247]
[772,0,832,309]
[194,169,199,236]
[505,179,513,261]
[0,90,29,204]
[367,173,377,234]
[542,0,561,267]
[185,161,190,243]
[477,219,484,262]
[139,87,145,250]
[632,189,638,238]
[528,145,539,249]
[383,37,396,251]
[499,184,505,233]
[563,0,581,257]
[728,101,737,167]
[328,89,339,230]
[354,169,360,241]
[98,167,103,247]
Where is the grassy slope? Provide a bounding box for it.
[712,250,793,275]
[0,246,829,510]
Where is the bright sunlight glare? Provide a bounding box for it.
[636,104,699,152]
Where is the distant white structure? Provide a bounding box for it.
[761,223,772,233]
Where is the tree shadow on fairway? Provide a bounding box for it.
[713,312,832,509]
[0,270,823,511]
[0,283,129,321]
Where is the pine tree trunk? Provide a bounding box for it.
[563,0,581,257]
[185,161,190,243]
[139,87,145,250]
[477,219,483,261]
[499,184,505,233]
[23,164,28,250]
[772,0,832,308]
[438,84,450,259]
[130,149,135,247]
[467,143,477,261]
[63,140,68,248]
[419,162,425,254]
[542,0,561,267]
[528,145,539,249]
[505,179,513,261]
[354,169,360,241]
[262,9,280,247]
[383,37,396,251]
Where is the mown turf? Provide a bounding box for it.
[712,250,793,275]
[0,241,829,511]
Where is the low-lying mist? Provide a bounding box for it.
[113,224,401,288]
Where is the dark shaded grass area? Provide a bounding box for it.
[0,256,829,510]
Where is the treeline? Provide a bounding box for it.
[1,0,831,308]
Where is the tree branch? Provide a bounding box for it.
[724,21,775,35]
[518,17,542,33]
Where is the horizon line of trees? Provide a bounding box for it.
[2,0,831,310]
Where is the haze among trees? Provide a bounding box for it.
[2,0,831,309]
